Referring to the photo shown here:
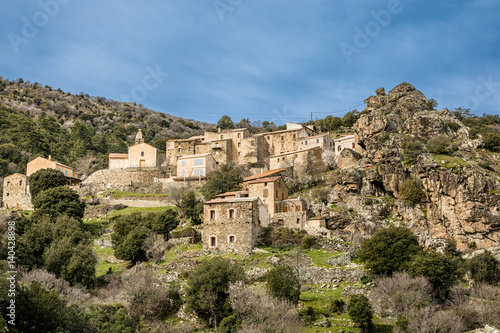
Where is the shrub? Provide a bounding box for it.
[302,236,316,249]
[32,186,86,221]
[218,313,241,333]
[357,226,422,276]
[427,134,452,154]
[347,294,374,333]
[28,168,67,201]
[408,251,458,302]
[402,138,424,163]
[185,257,246,328]
[328,298,345,313]
[265,264,301,304]
[399,178,424,205]
[468,251,499,284]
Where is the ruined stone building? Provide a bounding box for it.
[109,130,158,169]
[203,171,322,254]
[2,173,32,210]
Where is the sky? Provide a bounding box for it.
[1,0,499,125]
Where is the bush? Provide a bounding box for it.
[357,226,422,276]
[185,257,246,328]
[32,186,86,221]
[302,236,316,249]
[399,178,424,205]
[468,251,498,284]
[257,227,307,249]
[201,164,243,201]
[218,313,241,333]
[265,265,301,304]
[408,251,458,302]
[427,134,452,154]
[402,138,424,163]
[328,299,345,313]
[347,294,374,333]
[28,168,67,201]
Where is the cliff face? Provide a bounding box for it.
[323,83,500,249]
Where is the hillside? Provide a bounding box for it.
[0,77,213,179]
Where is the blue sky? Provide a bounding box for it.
[1,1,499,124]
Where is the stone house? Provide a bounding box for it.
[246,176,288,216]
[166,136,203,167]
[242,168,287,187]
[109,130,159,169]
[298,133,334,151]
[203,196,269,253]
[26,156,80,186]
[334,135,356,156]
[269,146,323,170]
[253,123,317,156]
[176,153,216,179]
[2,173,32,210]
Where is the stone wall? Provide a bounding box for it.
[203,199,261,253]
[2,174,33,210]
[84,167,169,191]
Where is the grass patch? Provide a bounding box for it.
[433,154,468,169]
[305,250,340,267]
[110,190,170,199]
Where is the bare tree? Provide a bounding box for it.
[82,182,100,204]
[321,149,337,170]
[229,281,303,333]
[142,233,164,262]
[74,155,97,180]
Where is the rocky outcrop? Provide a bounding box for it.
[325,83,500,250]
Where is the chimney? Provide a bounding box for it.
[48,155,52,161]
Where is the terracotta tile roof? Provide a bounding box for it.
[243,168,286,182]
[204,197,258,204]
[247,176,282,184]
[215,190,249,197]
[177,153,213,159]
[109,153,128,158]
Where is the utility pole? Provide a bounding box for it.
[310,112,313,125]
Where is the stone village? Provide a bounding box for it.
[2,122,357,254]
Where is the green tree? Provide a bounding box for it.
[32,186,86,221]
[265,264,301,304]
[342,110,360,128]
[180,191,203,225]
[399,178,424,205]
[145,209,179,240]
[201,164,243,201]
[217,115,235,130]
[185,257,246,328]
[87,304,136,333]
[347,294,374,333]
[468,251,498,284]
[408,251,458,302]
[28,168,67,201]
[427,135,452,154]
[114,227,149,264]
[357,226,422,276]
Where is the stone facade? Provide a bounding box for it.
[334,135,356,156]
[176,153,216,179]
[247,176,288,216]
[203,197,268,253]
[166,137,203,167]
[269,146,322,170]
[298,133,334,151]
[84,167,168,191]
[2,173,32,210]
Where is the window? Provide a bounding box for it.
[210,210,216,219]
[194,158,203,165]
[210,236,216,247]
[267,136,270,140]
[263,188,268,197]
[229,235,235,243]
[264,182,268,187]
[293,134,296,139]
[338,146,342,151]
[188,147,191,151]
[304,140,308,145]
[238,133,241,138]
[220,135,223,139]
[141,151,144,157]
[65,170,68,176]
[281,136,284,141]
[238,142,241,148]
[251,140,254,146]
[216,151,219,155]
[181,160,186,166]
[6,193,9,196]
[193,169,203,176]
[316,139,320,143]
[297,218,300,224]
[181,170,185,176]
[238,152,241,156]
[6,181,9,186]
[229,209,234,219]
[178,148,181,152]
[19,180,22,186]
[132,163,135,167]
[58,168,61,171]
[352,142,355,149]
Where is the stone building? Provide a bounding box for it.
[246,176,288,216]
[269,146,323,170]
[334,135,356,156]
[298,133,334,151]
[176,153,216,179]
[203,196,269,253]
[109,130,159,169]
[166,136,203,167]
[26,156,80,186]
[253,123,317,156]
[2,173,32,210]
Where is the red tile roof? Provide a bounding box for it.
[243,168,286,182]
[109,153,128,158]
[215,190,249,197]
[247,176,282,185]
